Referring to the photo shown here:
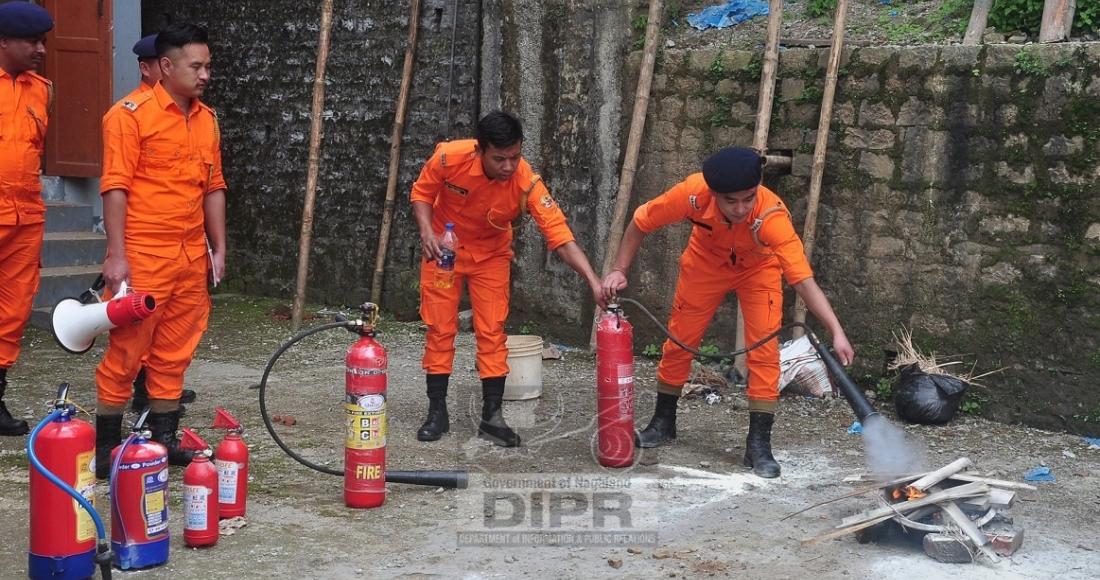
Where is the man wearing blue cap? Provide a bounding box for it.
[602,146,854,478]
[109,32,199,413]
[0,1,54,436]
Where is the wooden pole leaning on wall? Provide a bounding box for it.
[291,0,337,330]
[733,0,785,373]
[370,0,422,306]
[1039,0,1077,43]
[962,0,993,46]
[588,0,664,350]
[791,0,848,335]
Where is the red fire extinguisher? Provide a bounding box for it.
[111,411,170,570]
[28,386,97,579]
[596,304,635,468]
[344,303,387,508]
[212,407,249,518]
[179,429,219,547]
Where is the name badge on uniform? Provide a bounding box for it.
[444,181,468,197]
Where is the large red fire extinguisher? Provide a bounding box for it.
[28,387,97,579]
[179,429,219,548]
[111,411,170,570]
[596,304,635,468]
[344,304,387,508]
[212,407,249,518]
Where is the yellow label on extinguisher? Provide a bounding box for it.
[345,394,386,450]
[74,450,96,542]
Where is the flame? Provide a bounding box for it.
[890,486,928,501]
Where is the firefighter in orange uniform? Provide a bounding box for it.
[411,111,604,447]
[0,2,53,437]
[94,23,226,478]
[602,147,854,477]
[117,32,199,412]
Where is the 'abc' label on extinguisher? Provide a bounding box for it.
[345,393,386,450]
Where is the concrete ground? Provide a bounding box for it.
[2,294,1098,578]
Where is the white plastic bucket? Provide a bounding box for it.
[504,335,544,400]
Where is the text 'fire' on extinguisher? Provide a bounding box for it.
[596,304,635,468]
[344,303,388,509]
[212,407,249,518]
[179,429,219,548]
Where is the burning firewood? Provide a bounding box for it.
[798,458,1031,563]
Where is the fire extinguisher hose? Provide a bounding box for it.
[258,319,469,488]
[28,407,113,580]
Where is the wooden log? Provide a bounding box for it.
[963,0,994,46]
[839,481,989,528]
[736,0,785,372]
[791,0,848,333]
[947,473,1038,491]
[290,0,336,330]
[370,0,422,306]
[588,0,663,349]
[1039,0,1077,43]
[941,500,1001,563]
[907,457,973,493]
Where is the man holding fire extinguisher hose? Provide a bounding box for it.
[94,22,226,479]
[411,110,606,447]
[601,146,854,478]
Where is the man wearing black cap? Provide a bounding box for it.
[107,32,199,413]
[601,146,854,478]
[0,1,54,436]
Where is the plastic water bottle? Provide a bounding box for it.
[434,223,457,289]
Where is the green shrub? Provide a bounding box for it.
[806,0,838,19]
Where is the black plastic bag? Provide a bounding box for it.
[893,364,969,425]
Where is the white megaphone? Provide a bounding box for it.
[51,279,157,354]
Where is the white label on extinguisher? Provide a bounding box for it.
[184,484,209,530]
[216,460,239,504]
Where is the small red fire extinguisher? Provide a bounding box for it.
[179,429,219,547]
[344,303,387,508]
[212,407,249,518]
[111,411,170,569]
[596,304,635,468]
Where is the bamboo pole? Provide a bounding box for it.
[791,0,847,336]
[734,0,785,372]
[588,0,663,350]
[291,0,336,330]
[370,0,422,306]
[1039,0,1076,43]
[962,0,994,46]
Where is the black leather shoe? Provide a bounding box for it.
[743,411,781,478]
[0,372,28,436]
[147,410,193,467]
[634,392,678,448]
[95,414,124,480]
[417,399,449,441]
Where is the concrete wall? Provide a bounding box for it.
[627,43,1100,432]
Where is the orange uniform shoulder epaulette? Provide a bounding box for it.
[120,90,155,113]
[435,139,477,168]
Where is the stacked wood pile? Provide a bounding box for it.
[800,458,1033,563]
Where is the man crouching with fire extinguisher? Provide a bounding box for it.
[410,111,605,447]
[601,147,854,478]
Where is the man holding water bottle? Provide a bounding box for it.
[410,111,604,447]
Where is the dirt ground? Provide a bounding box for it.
[2,294,1099,579]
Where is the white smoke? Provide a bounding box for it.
[861,414,927,477]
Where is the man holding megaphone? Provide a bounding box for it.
[92,23,227,478]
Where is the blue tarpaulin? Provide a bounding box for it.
[687,0,769,30]
[1023,466,1056,483]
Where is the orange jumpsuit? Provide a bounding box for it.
[633,175,813,410]
[95,82,226,405]
[0,68,51,368]
[411,139,575,379]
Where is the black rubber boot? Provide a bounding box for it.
[478,377,520,447]
[95,414,124,480]
[147,410,192,467]
[743,411,781,478]
[635,392,678,448]
[0,369,29,436]
[131,369,195,412]
[417,374,450,441]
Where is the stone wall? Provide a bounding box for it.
[627,43,1100,431]
[142,0,481,313]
